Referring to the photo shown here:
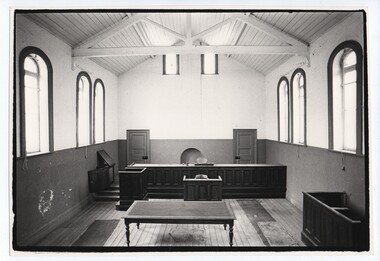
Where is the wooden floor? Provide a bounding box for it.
[36,198,305,248]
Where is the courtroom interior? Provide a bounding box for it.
[12,9,369,251]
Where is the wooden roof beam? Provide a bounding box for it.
[190,17,235,42]
[73,45,308,58]
[233,13,309,47]
[185,13,192,46]
[142,18,187,42]
[75,13,149,49]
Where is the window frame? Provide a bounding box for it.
[93,79,105,144]
[290,68,307,145]
[327,40,363,155]
[19,46,54,158]
[76,71,93,147]
[277,76,291,142]
[201,54,219,75]
[163,54,180,75]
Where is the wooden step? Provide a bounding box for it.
[109,183,120,189]
[97,188,120,196]
[93,194,120,201]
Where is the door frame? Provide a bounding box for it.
[233,129,258,164]
[126,129,151,166]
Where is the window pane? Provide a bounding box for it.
[299,97,305,144]
[344,82,357,111]
[25,56,38,74]
[25,74,38,89]
[25,86,40,153]
[165,54,177,74]
[78,76,90,146]
[292,72,305,144]
[22,52,51,156]
[94,82,104,143]
[279,80,289,142]
[299,75,304,87]
[344,108,356,151]
[344,70,356,84]
[332,47,360,152]
[343,50,356,67]
[204,54,216,74]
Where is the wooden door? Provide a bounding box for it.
[127,130,150,165]
[233,129,257,164]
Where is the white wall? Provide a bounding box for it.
[118,54,266,140]
[15,15,119,154]
[265,12,364,148]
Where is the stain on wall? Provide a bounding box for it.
[38,190,54,217]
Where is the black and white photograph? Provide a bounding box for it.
[3,0,380,259]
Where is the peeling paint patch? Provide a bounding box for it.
[38,190,54,217]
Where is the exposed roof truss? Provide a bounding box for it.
[73,13,309,60]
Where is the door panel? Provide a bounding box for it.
[127,130,150,165]
[233,129,257,164]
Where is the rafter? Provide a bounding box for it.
[185,13,192,46]
[132,24,154,59]
[142,18,187,42]
[190,17,235,42]
[75,13,148,49]
[233,14,308,47]
[73,45,308,58]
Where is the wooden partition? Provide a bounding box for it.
[124,164,286,199]
[183,176,222,201]
[302,192,362,249]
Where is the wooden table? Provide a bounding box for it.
[123,200,236,247]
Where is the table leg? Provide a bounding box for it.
[229,223,234,247]
[137,223,140,229]
[125,222,130,247]
[224,224,227,230]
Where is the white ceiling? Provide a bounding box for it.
[22,11,355,75]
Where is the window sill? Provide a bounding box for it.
[277,140,291,144]
[293,143,307,147]
[328,149,365,157]
[76,141,107,149]
[17,150,53,160]
[277,140,308,147]
[76,144,92,149]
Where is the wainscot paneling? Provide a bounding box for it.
[14,140,119,247]
[118,164,286,210]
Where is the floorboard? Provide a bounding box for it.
[35,198,305,248]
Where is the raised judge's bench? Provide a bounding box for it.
[117,164,286,210]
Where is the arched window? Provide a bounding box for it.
[94,79,105,143]
[278,77,290,142]
[328,41,363,154]
[76,72,92,147]
[291,69,306,145]
[19,47,53,157]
